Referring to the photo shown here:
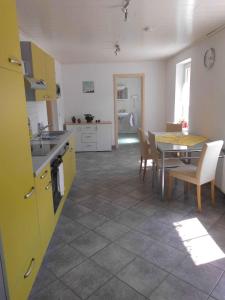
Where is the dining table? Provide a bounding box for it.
[154,132,210,200]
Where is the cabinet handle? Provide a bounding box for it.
[24,258,35,279]
[24,187,35,199]
[45,181,52,190]
[8,57,22,66]
[40,170,48,179]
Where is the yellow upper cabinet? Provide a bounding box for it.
[0,0,23,72]
[21,41,56,101]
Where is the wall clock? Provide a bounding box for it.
[204,48,216,69]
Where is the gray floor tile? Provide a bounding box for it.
[55,215,89,242]
[92,243,136,274]
[94,202,125,219]
[152,208,186,225]
[43,244,86,277]
[94,220,130,241]
[116,231,153,255]
[172,256,223,294]
[77,211,108,229]
[70,231,110,257]
[118,257,167,298]
[131,201,159,217]
[61,259,112,299]
[30,267,56,296]
[141,240,186,272]
[63,202,92,220]
[150,275,208,300]
[112,195,140,208]
[211,273,225,300]
[88,277,147,300]
[137,217,172,240]
[29,280,80,300]
[114,210,148,229]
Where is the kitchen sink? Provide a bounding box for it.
[31,143,57,156]
[41,131,66,140]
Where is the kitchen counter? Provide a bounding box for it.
[32,131,73,176]
[65,121,112,125]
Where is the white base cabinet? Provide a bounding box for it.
[66,123,112,152]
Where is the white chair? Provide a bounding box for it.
[168,140,223,212]
[148,131,185,186]
[137,128,153,181]
[166,122,182,132]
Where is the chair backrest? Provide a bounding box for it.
[196,140,223,184]
[148,131,159,159]
[137,128,149,158]
[166,122,182,132]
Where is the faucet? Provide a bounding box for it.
[37,123,52,137]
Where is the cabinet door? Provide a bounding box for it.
[31,43,48,101]
[45,53,56,101]
[97,124,112,151]
[0,69,40,299]
[0,0,22,72]
[35,164,54,254]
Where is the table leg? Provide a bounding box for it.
[161,151,165,201]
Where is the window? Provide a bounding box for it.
[174,59,191,128]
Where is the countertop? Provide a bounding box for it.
[32,131,73,176]
[66,121,112,125]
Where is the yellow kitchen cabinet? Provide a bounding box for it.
[0,0,23,73]
[31,43,49,101]
[35,164,55,255]
[63,137,76,198]
[45,53,57,101]
[21,41,56,101]
[0,68,40,299]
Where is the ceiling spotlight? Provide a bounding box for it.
[114,43,120,56]
[122,0,131,22]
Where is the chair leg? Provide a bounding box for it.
[143,159,147,181]
[139,156,143,175]
[211,180,215,206]
[168,175,173,200]
[196,185,202,212]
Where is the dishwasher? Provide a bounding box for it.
[51,142,69,213]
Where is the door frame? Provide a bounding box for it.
[113,73,145,148]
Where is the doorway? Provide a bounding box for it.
[113,74,144,148]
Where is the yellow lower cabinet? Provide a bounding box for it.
[35,164,54,255]
[1,190,40,300]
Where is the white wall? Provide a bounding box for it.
[165,29,225,192]
[61,61,166,144]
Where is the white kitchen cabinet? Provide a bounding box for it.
[66,123,112,152]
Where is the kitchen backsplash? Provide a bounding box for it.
[26,101,48,135]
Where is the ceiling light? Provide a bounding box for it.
[121,0,131,22]
[114,43,120,56]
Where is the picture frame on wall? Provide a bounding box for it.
[82,81,95,93]
[117,84,128,100]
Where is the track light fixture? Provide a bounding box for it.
[122,0,131,22]
[114,43,120,56]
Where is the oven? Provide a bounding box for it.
[51,142,69,214]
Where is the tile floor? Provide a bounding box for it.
[30,143,225,300]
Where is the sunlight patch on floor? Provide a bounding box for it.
[173,218,225,265]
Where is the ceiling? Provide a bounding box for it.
[16,0,225,63]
